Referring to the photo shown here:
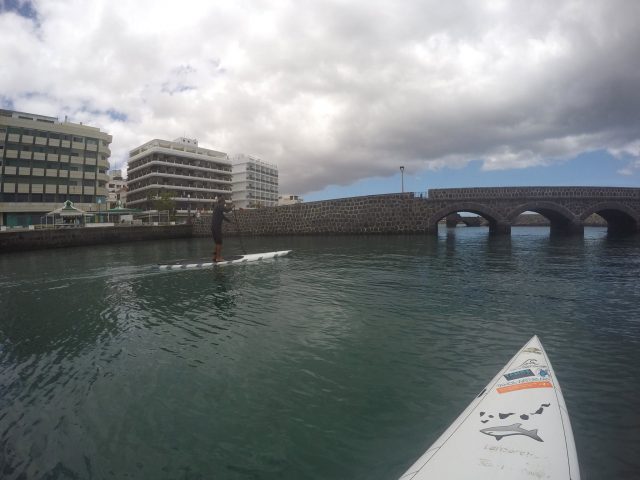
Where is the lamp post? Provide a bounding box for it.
[97,196,102,223]
[187,194,191,224]
[400,166,405,193]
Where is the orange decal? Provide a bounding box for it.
[497,381,553,394]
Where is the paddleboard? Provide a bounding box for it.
[399,335,580,479]
[158,250,292,270]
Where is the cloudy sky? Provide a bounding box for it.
[2,0,639,200]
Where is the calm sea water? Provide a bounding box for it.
[1,227,639,479]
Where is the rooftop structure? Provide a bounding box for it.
[278,194,303,206]
[0,109,112,227]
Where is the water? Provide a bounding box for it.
[1,227,639,479]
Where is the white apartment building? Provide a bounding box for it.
[107,170,127,208]
[0,109,112,227]
[231,154,279,208]
[126,137,232,214]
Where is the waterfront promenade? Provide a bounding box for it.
[2,187,639,252]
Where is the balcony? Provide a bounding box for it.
[127,158,232,177]
[128,169,232,185]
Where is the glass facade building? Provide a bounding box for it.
[0,109,112,227]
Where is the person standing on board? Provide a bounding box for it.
[211,196,233,262]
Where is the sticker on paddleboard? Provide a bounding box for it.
[496,363,553,394]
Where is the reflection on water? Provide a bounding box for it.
[0,228,639,479]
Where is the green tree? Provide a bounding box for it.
[152,191,176,219]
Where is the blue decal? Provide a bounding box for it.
[504,369,535,381]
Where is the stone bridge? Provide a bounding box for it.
[194,186,640,237]
[426,186,640,235]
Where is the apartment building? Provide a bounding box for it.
[231,154,279,208]
[0,109,112,227]
[126,137,232,214]
[107,170,127,208]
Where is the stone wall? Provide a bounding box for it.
[193,193,430,236]
[0,224,192,253]
[193,188,640,237]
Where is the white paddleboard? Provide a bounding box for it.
[158,250,292,270]
[399,335,580,479]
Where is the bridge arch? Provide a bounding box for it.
[580,201,639,234]
[429,202,509,234]
[507,201,583,235]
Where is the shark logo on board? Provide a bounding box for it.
[480,423,543,442]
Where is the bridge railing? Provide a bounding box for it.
[427,186,640,200]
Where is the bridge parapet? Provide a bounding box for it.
[191,187,639,238]
[428,186,640,200]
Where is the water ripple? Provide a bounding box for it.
[0,231,639,478]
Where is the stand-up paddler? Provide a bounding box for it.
[211,196,233,262]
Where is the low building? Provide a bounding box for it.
[278,194,303,206]
[0,109,112,227]
[231,154,279,208]
[126,137,232,215]
[107,170,127,209]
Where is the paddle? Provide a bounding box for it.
[232,207,247,255]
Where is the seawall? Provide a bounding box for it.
[0,224,192,253]
[195,193,425,237]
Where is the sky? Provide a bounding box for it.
[1,0,639,201]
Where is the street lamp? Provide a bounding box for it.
[400,166,405,193]
[97,196,103,223]
[187,193,191,224]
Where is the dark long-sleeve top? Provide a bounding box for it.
[211,204,232,232]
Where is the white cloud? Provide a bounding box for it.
[1,0,639,192]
